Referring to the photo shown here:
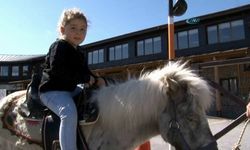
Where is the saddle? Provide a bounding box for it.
[18,73,45,119]
[18,73,99,150]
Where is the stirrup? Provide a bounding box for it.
[79,110,99,126]
[79,115,99,126]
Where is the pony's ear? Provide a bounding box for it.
[162,77,179,95]
[167,78,179,94]
[162,77,188,103]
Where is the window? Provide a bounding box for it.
[207,19,245,44]
[231,20,245,41]
[12,66,19,76]
[221,78,238,94]
[219,22,231,43]
[177,31,188,49]
[88,52,92,64]
[88,49,104,64]
[153,37,161,54]
[136,36,162,56]
[137,41,144,56]
[115,45,122,60]
[207,26,218,44]
[93,51,99,64]
[175,28,199,50]
[109,43,128,61]
[22,65,29,76]
[109,47,115,61]
[145,38,153,55]
[0,66,8,76]
[122,44,128,59]
[174,34,178,50]
[188,29,199,48]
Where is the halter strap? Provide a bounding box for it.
[168,99,191,150]
[167,99,217,150]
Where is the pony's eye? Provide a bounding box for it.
[186,116,194,122]
[187,114,198,122]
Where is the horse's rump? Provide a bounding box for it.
[0,91,43,146]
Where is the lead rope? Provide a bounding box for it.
[232,118,250,150]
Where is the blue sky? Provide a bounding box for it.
[1,0,250,55]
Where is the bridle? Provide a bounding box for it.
[167,98,218,150]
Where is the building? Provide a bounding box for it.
[1,4,250,118]
[0,54,45,97]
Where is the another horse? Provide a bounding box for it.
[0,61,218,150]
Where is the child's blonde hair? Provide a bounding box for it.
[57,8,88,37]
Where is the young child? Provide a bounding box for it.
[39,8,104,150]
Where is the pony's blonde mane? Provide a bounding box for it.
[141,61,212,110]
[94,61,212,133]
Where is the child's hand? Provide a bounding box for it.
[96,77,106,87]
[246,102,250,118]
[89,76,96,85]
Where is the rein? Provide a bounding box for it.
[168,99,191,150]
[214,113,247,140]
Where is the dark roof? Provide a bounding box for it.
[0,54,46,63]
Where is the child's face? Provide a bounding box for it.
[60,18,87,48]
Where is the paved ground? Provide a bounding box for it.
[150,116,250,150]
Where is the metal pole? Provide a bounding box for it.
[168,2,176,148]
[168,0,175,60]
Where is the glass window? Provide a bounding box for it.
[137,41,144,56]
[109,44,129,61]
[207,19,245,45]
[0,66,8,76]
[12,66,19,76]
[115,45,122,60]
[221,79,229,91]
[207,26,218,44]
[145,38,153,55]
[22,65,29,76]
[219,22,231,43]
[109,47,115,61]
[175,29,200,50]
[88,49,104,64]
[92,51,99,64]
[99,49,104,63]
[122,44,128,59]
[188,29,199,48]
[136,36,162,56]
[88,52,92,65]
[174,34,178,50]
[221,78,238,94]
[229,78,238,94]
[178,31,188,49]
[153,36,161,54]
[231,20,245,41]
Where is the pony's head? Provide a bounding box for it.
[149,61,217,149]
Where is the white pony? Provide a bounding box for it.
[0,61,218,150]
